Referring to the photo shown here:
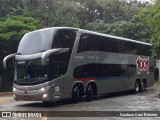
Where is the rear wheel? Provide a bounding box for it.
[140,80,146,92]
[134,80,140,93]
[85,85,93,101]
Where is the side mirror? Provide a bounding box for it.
[41,48,69,65]
[3,53,16,68]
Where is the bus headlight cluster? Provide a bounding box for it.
[13,88,16,92]
[40,88,45,92]
[42,94,48,99]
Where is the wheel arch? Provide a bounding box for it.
[135,78,141,84]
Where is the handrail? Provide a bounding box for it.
[41,48,69,65]
[3,48,69,68]
[3,53,16,68]
[15,52,43,61]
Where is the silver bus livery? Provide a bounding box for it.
[3,27,155,103]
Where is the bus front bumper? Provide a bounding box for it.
[13,87,51,101]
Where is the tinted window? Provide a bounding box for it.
[77,33,151,56]
[49,29,78,79]
[49,53,69,79]
[52,29,77,49]
[77,33,119,53]
[73,64,136,78]
[136,44,151,56]
[77,34,100,53]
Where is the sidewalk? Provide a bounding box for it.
[0,92,13,96]
[0,92,13,102]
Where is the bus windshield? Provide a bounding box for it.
[17,29,54,55]
[14,60,48,85]
[14,28,78,85]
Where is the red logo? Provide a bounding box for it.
[136,56,149,75]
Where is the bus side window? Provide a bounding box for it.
[77,34,87,53]
[78,34,108,53]
[108,38,119,53]
[52,29,77,49]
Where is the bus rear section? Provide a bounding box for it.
[70,30,155,102]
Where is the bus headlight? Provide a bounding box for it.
[42,94,48,99]
[40,88,45,92]
[13,88,16,92]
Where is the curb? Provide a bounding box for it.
[0,92,13,95]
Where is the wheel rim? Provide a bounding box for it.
[141,82,144,90]
[135,82,139,92]
[77,89,79,99]
[141,81,146,91]
[86,86,92,101]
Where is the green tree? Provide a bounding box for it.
[0,15,39,91]
[146,0,160,57]
[22,0,81,27]
[86,19,151,42]
[0,16,39,41]
[0,0,24,17]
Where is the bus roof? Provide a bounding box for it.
[28,27,151,46]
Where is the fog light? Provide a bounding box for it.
[42,94,48,98]
[13,94,17,101]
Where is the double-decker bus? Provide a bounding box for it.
[3,27,155,103]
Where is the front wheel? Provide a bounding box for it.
[72,86,79,103]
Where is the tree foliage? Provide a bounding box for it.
[86,0,152,43]
[0,15,39,41]
[146,0,160,57]
[0,15,39,91]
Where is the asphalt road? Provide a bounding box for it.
[0,84,160,120]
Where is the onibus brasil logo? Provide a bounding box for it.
[136,56,149,75]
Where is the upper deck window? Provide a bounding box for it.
[52,29,78,49]
[17,28,78,55]
[77,33,151,56]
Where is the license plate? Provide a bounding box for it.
[24,96,30,100]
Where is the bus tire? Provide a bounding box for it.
[72,86,79,103]
[42,101,52,106]
[134,80,140,93]
[85,85,93,101]
[140,80,146,92]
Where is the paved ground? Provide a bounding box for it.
[0,84,160,120]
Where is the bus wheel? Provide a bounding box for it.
[42,101,52,106]
[140,80,146,92]
[85,85,93,101]
[134,80,140,93]
[72,86,79,103]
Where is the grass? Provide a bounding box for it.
[155,79,160,85]
[0,86,12,92]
